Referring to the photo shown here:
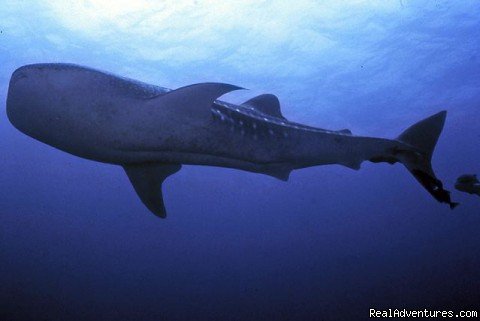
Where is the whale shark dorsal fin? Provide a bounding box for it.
[241,94,286,119]
[123,163,181,218]
[153,82,243,120]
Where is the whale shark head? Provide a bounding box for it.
[6,63,245,165]
[7,64,76,146]
[8,65,47,137]
[6,63,123,163]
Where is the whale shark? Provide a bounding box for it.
[6,63,458,218]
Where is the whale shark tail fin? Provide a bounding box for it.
[395,110,458,209]
[397,110,446,162]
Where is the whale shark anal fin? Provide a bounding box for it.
[152,82,243,121]
[261,163,293,181]
[123,163,182,218]
[241,94,286,119]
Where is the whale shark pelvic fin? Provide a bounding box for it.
[152,82,243,120]
[242,94,286,119]
[123,163,182,218]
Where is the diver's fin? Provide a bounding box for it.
[395,111,458,209]
[152,82,243,120]
[242,94,286,119]
[123,163,181,218]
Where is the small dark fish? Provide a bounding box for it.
[455,174,480,197]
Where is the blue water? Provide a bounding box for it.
[1,1,479,320]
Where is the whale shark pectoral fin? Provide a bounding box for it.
[123,163,182,218]
[153,82,244,120]
[241,94,286,119]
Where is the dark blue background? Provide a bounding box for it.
[1,1,479,320]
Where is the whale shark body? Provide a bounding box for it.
[6,63,457,218]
